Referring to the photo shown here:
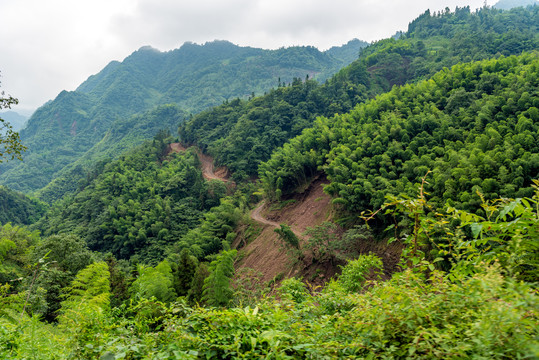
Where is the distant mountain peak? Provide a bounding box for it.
[494,0,538,9]
[138,45,161,52]
[0,110,28,131]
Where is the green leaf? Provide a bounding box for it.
[100,353,116,360]
[470,223,483,238]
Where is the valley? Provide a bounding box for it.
[0,3,538,359]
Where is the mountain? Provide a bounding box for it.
[34,6,539,264]
[35,104,188,203]
[494,0,538,9]
[0,185,46,225]
[0,111,28,132]
[179,6,539,179]
[34,133,221,261]
[0,40,367,195]
[261,52,539,216]
[1,6,538,357]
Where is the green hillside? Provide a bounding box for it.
[35,105,189,203]
[0,186,46,225]
[0,6,537,359]
[2,52,538,360]
[0,41,366,195]
[34,132,225,262]
[179,6,539,178]
[261,52,539,215]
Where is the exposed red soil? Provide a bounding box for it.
[197,152,231,182]
[167,143,232,184]
[237,177,338,285]
[168,142,403,287]
[168,143,187,153]
[238,176,404,287]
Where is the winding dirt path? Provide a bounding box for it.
[250,200,304,240]
[198,152,225,181]
[168,143,230,182]
[251,201,280,227]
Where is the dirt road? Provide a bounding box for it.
[250,200,305,240]
[198,152,226,181]
[169,143,187,153]
[251,201,280,227]
[168,143,229,182]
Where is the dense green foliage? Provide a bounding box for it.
[170,196,245,259]
[0,41,364,194]
[261,53,539,218]
[1,186,537,359]
[130,260,176,303]
[0,223,40,288]
[0,6,538,359]
[0,186,46,225]
[35,105,189,203]
[180,6,539,177]
[202,243,237,307]
[34,133,225,262]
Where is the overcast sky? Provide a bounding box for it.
[1,0,487,115]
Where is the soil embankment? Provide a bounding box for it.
[168,143,403,284]
[240,176,404,285]
[238,177,336,284]
[168,143,230,182]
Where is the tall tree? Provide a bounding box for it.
[0,75,26,162]
[170,248,198,297]
[202,242,237,307]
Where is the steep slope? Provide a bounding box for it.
[0,186,46,225]
[179,6,539,179]
[237,178,335,283]
[261,52,539,221]
[237,176,403,284]
[0,40,365,194]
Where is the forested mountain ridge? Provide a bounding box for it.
[33,131,228,262]
[78,40,368,107]
[1,6,538,359]
[0,40,366,195]
[261,52,539,216]
[179,6,539,178]
[0,186,46,225]
[35,105,189,203]
[3,54,538,360]
[34,8,539,269]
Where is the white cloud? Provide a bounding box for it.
[0,0,486,113]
